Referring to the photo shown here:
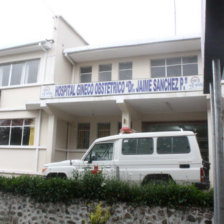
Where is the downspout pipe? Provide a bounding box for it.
[35,110,42,173]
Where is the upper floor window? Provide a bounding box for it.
[80,66,92,83]
[99,64,112,81]
[0,59,40,87]
[151,56,198,78]
[119,62,132,80]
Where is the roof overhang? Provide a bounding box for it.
[0,40,54,57]
[202,0,224,93]
[64,36,201,63]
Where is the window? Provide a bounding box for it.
[84,143,113,161]
[119,62,132,80]
[157,136,190,154]
[122,138,153,155]
[0,119,35,146]
[99,64,112,81]
[97,123,110,138]
[80,66,92,83]
[0,59,40,87]
[77,123,90,149]
[151,56,198,78]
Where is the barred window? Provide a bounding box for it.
[80,66,92,83]
[99,64,112,81]
[119,62,132,80]
[97,123,110,138]
[151,56,198,78]
[0,59,40,87]
[0,119,35,146]
[77,123,90,149]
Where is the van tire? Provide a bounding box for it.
[46,173,67,179]
[142,174,174,185]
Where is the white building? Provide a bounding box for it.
[0,16,215,185]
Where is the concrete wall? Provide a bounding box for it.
[53,16,87,85]
[73,51,201,84]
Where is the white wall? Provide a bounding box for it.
[73,51,201,84]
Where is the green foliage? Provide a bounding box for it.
[89,202,110,224]
[0,174,213,208]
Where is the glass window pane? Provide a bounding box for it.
[182,56,197,64]
[119,70,132,80]
[0,127,10,145]
[173,136,190,153]
[99,64,112,72]
[99,71,111,81]
[80,74,91,83]
[0,65,10,87]
[77,123,90,149]
[122,138,137,155]
[167,65,181,77]
[151,67,165,78]
[167,57,181,65]
[157,137,172,154]
[10,127,22,145]
[0,119,11,126]
[12,119,23,126]
[80,67,92,74]
[137,138,153,155]
[151,59,165,66]
[183,64,198,76]
[10,63,23,85]
[119,62,132,70]
[85,143,113,161]
[24,60,39,84]
[23,127,34,145]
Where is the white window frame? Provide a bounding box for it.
[80,66,92,83]
[151,56,198,78]
[98,64,112,82]
[119,62,132,80]
[0,59,40,88]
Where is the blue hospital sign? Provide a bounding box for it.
[41,76,203,99]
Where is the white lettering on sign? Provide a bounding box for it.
[40,76,203,99]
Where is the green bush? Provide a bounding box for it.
[0,174,213,208]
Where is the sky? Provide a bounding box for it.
[0,0,201,48]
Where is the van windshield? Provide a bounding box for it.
[84,143,113,161]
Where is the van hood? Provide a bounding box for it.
[44,159,84,167]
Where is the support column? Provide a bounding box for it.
[46,114,57,163]
[210,59,224,224]
[121,112,131,128]
[116,99,140,129]
[207,99,214,187]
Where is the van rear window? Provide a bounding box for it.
[122,138,153,155]
[157,136,190,154]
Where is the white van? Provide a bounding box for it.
[42,130,208,188]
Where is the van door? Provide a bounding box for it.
[82,142,116,178]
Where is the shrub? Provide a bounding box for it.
[0,174,213,208]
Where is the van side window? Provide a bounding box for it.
[122,138,153,155]
[84,143,113,161]
[157,136,190,154]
